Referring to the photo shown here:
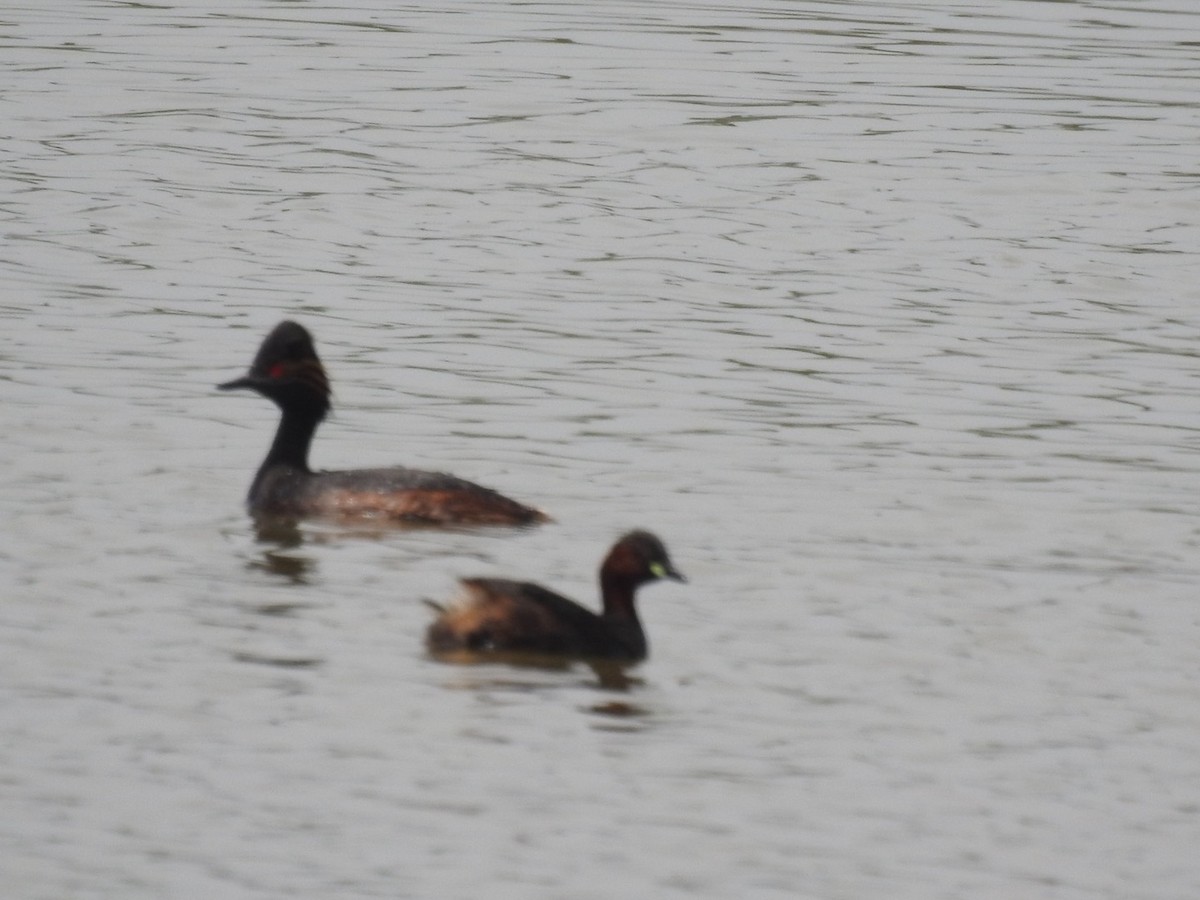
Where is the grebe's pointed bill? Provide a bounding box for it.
[217,374,258,392]
[650,560,686,583]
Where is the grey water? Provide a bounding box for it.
[3,2,1200,898]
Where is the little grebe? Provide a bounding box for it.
[426,530,684,661]
[218,320,547,526]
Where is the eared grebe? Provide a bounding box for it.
[218,321,548,526]
[425,530,684,661]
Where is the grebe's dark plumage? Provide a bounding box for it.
[426,530,684,661]
[219,321,548,526]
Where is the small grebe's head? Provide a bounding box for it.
[219,320,332,419]
[602,530,686,587]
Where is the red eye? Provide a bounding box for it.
[267,363,287,379]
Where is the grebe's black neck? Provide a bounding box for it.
[261,401,321,473]
[245,402,321,504]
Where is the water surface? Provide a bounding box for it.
[3,2,1200,898]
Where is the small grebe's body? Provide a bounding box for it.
[426,530,684,661]
[219,321,547,526]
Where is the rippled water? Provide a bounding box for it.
[4,2,1200,898]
